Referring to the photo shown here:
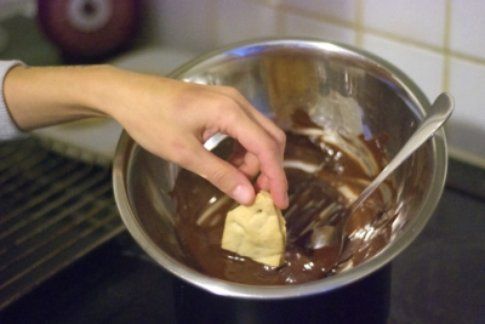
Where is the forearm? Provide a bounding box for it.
[4,65,115,130]
[3,63,288,208]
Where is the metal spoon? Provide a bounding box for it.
[309,92,454,250]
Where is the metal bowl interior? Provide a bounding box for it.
[113,39,447,299]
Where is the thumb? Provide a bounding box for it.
[184,145,256,205]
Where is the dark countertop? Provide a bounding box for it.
[390,184,484,323]
[1,159,483,324]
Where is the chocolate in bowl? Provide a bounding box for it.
[172,111,393,285]
[113,39,447,299]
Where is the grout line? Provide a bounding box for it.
[354,0,364,47]
[449,146,485,170]
[278,3,357,29]
[242,0,284,35]
[442,0,452,92]
[365,26,444,52]
[246,0,272,7]
[207,0,218,48]
[449,50,485,65]
[213,0,227,47]
[245,0,280,9]
[275,8,286,35]
[441,0,452,138]
[277,2,485,65]
[245,0,485,67]
[367,26,485,65]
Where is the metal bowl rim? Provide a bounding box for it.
[112,38,448,299]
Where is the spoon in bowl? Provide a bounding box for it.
[308,92,454,251]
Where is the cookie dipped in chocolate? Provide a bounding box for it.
[172,110,393,285]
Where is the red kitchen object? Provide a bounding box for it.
[37,0,140,61]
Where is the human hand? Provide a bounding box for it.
[103,68,289,208]
[3,64,288,208]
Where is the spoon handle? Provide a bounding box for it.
[351,93,454,212]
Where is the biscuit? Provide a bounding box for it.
[221,191,286,267]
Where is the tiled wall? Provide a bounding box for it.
[146,0,485,163]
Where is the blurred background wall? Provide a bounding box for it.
[0,0,483,164]
[143,0,485,163]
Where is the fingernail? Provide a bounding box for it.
[232,185,252,204]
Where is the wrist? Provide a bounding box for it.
[89,65,175,123]
[83,64,137,120]
[74,64,118,117]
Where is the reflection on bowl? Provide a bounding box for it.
[113,38,447,299]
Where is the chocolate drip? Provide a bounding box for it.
[172,112,393,285]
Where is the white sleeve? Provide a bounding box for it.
[0,60,25,141]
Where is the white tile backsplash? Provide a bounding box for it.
[142,0,485,160]
[363,0,446,47]
[146,0,214,52]
[282,12,355,45]
[282,0,356,22]
[450,0,485,59]
[215,0,278,46]
[363,34,443,101]
[448,57,485,157]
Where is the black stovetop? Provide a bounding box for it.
[1,159,484,324]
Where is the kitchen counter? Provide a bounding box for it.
[1,158,483,324]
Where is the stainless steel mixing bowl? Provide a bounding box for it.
[113,39,447,299]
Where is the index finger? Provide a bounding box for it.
[215,86,286,157]
[220,109,289,209]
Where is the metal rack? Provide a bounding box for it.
[0,138,124,309]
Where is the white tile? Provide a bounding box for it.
[282,12,356,45]
[363,0,446,47]
[259,0,282,6]
[448,58,485,157]
[282,0,356,22]
[450,0,485,59]
[145,0,215,52]
[362,34,444,101]
[215,0,278,46]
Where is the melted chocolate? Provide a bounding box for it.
[172,111,393,285]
